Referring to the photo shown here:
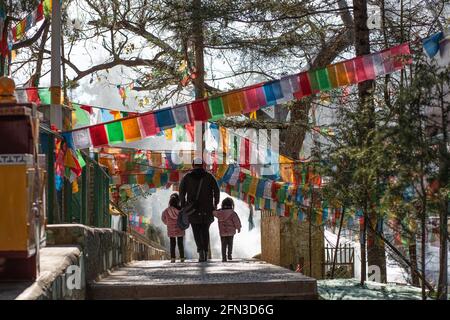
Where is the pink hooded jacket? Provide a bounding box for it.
[213,209,242,237]
[161,207,185,238]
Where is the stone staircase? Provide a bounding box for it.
[88,259,318,300]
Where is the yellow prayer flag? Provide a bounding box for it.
[335,62,350,86]
[279,155,295,183]
[248,177,259,197]
[220,127,228,154]
[122,118,141,142]
[110,111,122,120]
[216,164,229,180]
[72,180,79,193]
[164,128,173,140]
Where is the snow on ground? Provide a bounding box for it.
[325,229,450,288]
[324,230,408,284]
[318,279,424,300]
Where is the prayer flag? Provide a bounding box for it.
[72,128,91,149]
[138,113,160,137]
[372,52,386,76]
[423,32,443,58]
[222,92,244,115]
[89,125,108,147]
[344,59,357,84]
[155,108,176,130]
[243,88,260,113]
[26,88,40,104]
[326,64,339,88]
[391,43,412,69]
[73,103,91,128]
[307,70,320,93]
[297,72,312,98]
[255,86,267,108]
[362,55,376,80]
[106,121,124,144]
[38,88,51,104]
[173,104,192,125]
[122,118,141,142]
[335,62,350,86]
[208,97,225,120]
[190,100,211,121]
[316,68,332,91]
[353,56,369,82]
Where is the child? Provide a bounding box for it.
[213,197,242,262]
[161,193,185,263]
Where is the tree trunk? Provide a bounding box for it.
[437,85,448,300]
[360,208,367,284]
[409,235,420,286]
[353,0,387,283]
[421,203,427,299]
[192,0,205,100]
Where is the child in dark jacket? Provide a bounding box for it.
[213,197,242,262]
[162,193,185,263]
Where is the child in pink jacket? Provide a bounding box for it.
[213,197,242,262]
[162,193,185,263]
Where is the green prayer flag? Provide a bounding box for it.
[174,125,185,142]
[316,68,332,91]
[242,176,251,194]
[106,121,125,144]
[38,88,51,104]
[73,103,90,128]
[76,150,86,168]
[208,97,225,120]
[308,70,320,92]
[43,0,52,17]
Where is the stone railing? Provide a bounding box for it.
[46,224,168,282]
[3,224,170,300]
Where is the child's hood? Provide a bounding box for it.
[214,209,235,221]
[166,206,180,219]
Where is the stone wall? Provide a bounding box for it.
[6,246,86,300]
[46,224,169,282]
[261,212,324,279]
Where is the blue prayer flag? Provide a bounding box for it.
[155,108,176,130]
[423,32,444,58]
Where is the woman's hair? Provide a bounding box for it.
[169,193,180,209]
[221,197,234,210]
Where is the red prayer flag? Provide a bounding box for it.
[185,123,195,141]
[382,49,395,74]
[241,138,250,170]
[169,171,179,183]
[89,125,109,147]
[138,113,160,137]
[190,100,211,121]
[26,88,40,103]
[354,56,369,82]
[255,86,267,108]
[271,182,281,200]
[80,105,93,114]
[296,72,312,98]
[243,88,259,113]
[362,55,376,80]
[36,3,44,21]
[390,43,412,70]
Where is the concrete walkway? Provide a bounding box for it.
[88,259,318,299]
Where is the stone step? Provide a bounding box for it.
[88,259,318,300]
